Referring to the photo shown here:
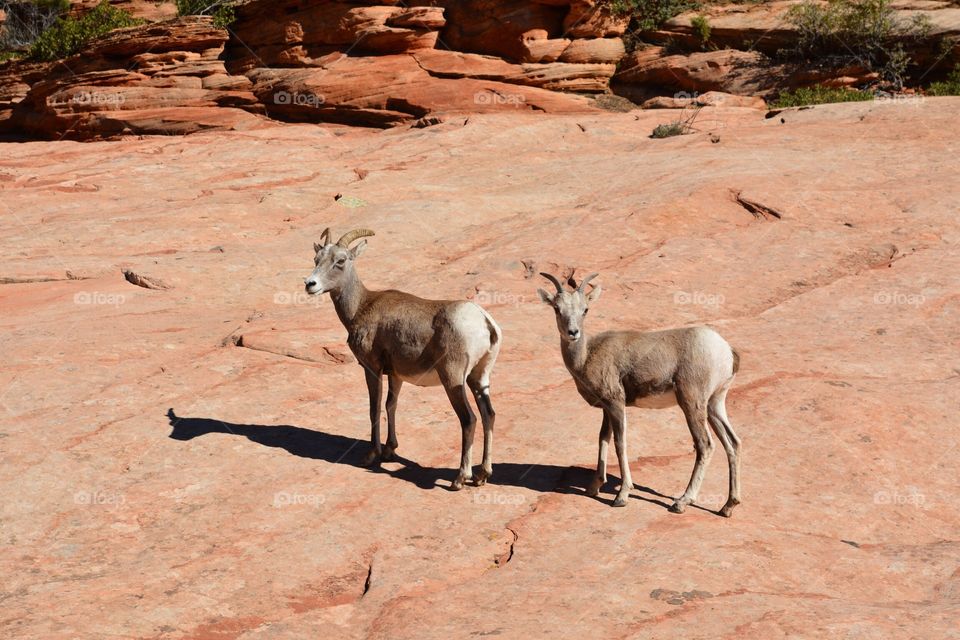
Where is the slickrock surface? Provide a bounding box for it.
[1,100,959,638]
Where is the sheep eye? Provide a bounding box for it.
[334,259,346,269]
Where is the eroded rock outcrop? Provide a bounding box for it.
[226,1,447,72]
[613,47,881,102]
[3,0,960,139]
[6,17,262,139]
[248,54,596,128]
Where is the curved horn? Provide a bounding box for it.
[577,272,599,292]
[336,228,375,247]
[320,227,332,246]
[539,272,564,294]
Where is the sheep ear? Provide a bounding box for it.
[349,240,367,258]
[537,288,555,304]
[586,285,602,303]
[314,242,322,253]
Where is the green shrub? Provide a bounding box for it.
[690,15,711,48]
[607,0,702,32]
[651,122,686,138]
[0,50,22,62]
[174,0,235,29]
[29,1,141,61]
[926,64,960,96]
[650,106,702,138]
[772,85,874,107]
[785,0,932,87]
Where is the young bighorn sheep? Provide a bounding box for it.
[304,228,502,490]
[537,272,742,516]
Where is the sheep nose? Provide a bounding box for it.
[567,329,580,339]
[305,279,317,289]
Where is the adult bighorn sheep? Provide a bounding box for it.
[304,228,502,490]
[537,272,742,516]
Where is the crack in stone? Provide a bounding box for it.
[495,527,519,567]
[362,562,373,597]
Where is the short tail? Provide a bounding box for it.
[731,347,741,375]
[479,306,502,350]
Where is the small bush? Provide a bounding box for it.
[650,106,702,138]
[0,0,69,51]
[784,0,932,87]
[174,0,235,29]
[772,85,874,107]
[607,0,702,32]
[926,64,960,96]
[651,122,686,138]
[690,15,711,48]
[29,1,141,61]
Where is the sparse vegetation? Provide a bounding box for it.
[690,15,711,48]
[607,0,702,32]
[926,64,960,96]
[174,0,236,29]
[784,0,933,88]
[0,0,69,51]
[650,106,702,138]
[772,85,874,107]
[28,0,141,61]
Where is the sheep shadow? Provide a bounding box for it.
[166,408,677,510]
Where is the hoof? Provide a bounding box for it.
[612,495,628,507]
[451,476,468,491]
[586,477,604,497]
[474,468,491,487]
[719,499,739,518]
[361,449,380,467]
[381,446,397,462]
[669,500,687,514]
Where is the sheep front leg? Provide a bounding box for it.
[382,374,402,462]
[360,368,383,466]
[586,411,612,497]
[610,405,633,507]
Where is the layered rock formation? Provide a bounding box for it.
[2,0,960,138]
[4,18,262,139]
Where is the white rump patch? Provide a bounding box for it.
[451,302,494,367]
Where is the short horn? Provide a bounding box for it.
[577,272,599,292]
[320,227,332,246]
[539,272,564,294]
[336,228,375,247]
